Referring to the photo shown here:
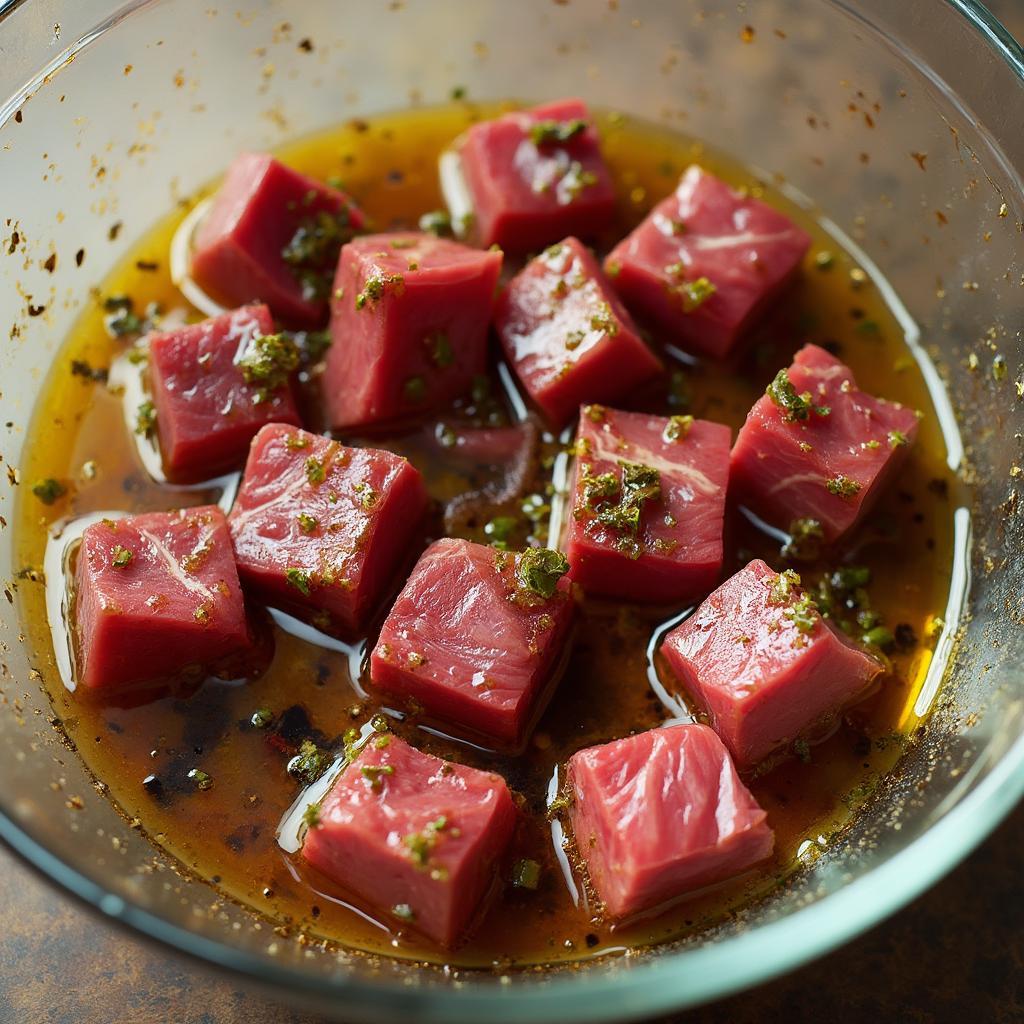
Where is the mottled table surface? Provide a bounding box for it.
[1,805,1020,1024]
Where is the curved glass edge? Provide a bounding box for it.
[3,730,1022,1023]
[0,0,1022,1020]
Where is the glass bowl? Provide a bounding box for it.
[1,1,1023,1020]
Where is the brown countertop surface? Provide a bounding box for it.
[1,804,1021,1024]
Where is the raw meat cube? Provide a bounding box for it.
[191,152,364,328]
[604,165,811,359]
[74,506,249,690]
[323,233,502,430]
[148,304,301,482]
[661,559,883,768]
[567,723,773,920]
[228,424,428,634]
[302,734,516,947]
[457,98,616,252]
[730,343,920,543]
[564,405,730,604]
[371,538,575,749]
[495,237,664,427]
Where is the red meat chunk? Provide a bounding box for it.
[191,152,364,328]
[323,233,502,430]
[148,304,300,482]
[730,343,920,543]
[457,98,616,252]
[74,506,248,690]
[661,559,883,768]
[564,405,730,604]
[567,723,773,920]
[604,165,811,359]
[303,734,516,947]
[228,424,428,634]
[371,538,575,749]
[495,237,664,427]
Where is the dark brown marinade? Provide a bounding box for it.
[15,103,956,967]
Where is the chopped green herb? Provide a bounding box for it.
[663,414,694,443]
[305,457,326,485]
[284,567,313,596]
[450,85,467,100]
[826,474,862,498]
[301,803,321,829]
[565,328,586,350]
[785,592,819,634]
[675,275,716,312]
[484,515,518,549]
[404,816,449,867]
[529,118,587,146]
[287,739,329,785]
[296,512,318,534]
[563,161,598,200]
[515,548,570,599]
[589,301,619,337]
[766,368,830,422]
[285,433,311,450]
[102,294,153,337]
[403,375,427,402]
[31,478,66,505]
[993,354,1008,382]
[354,482,378,510]
[281,205,357,301]
[862,625,895,650]
[621,461,661,506]
[237,332,300,402]
[418,209,453,237]
[392,903,416,921]
[887,430,908,448]
[427,331,454,368]
[355,270,404,310]
[250,707,273,729]
[135,400,157,438]
[187,768,213,791]
[111,545,134,569]
[511,858,542,890]
[360,763,394,792]
[581,469,620,508]
[769,569,802,605]
[782,517,824,562]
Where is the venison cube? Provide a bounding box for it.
[228,424,428,634]
[371,538,574,749]
[74,506,249,690]
[324,233,502,430]
[564,406,730,604]
[567,724,773,920]
[605,165,811,359]
[457,98,616,252]
[730,343,920,543]
[191,152,364,328]
[148,304,300,481]
[302,734,517,948]
[495,237,663,428]
[661,559,883,768]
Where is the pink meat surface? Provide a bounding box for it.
[604,165,811,359]
[564,406,730,604]
[323,232,501,430]
[302,734,516,948]
[74,506,249,690]
[730,343,920,543]
[148,304,300,481]
[228,424,428,634]
[371,538,575,749]
[661,559,883,768]
[191,152,364,328]
[567,723,773,920]
[495,237,664,427]
[458,99,616,252]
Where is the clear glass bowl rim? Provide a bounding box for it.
[0,0,1022,1020]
